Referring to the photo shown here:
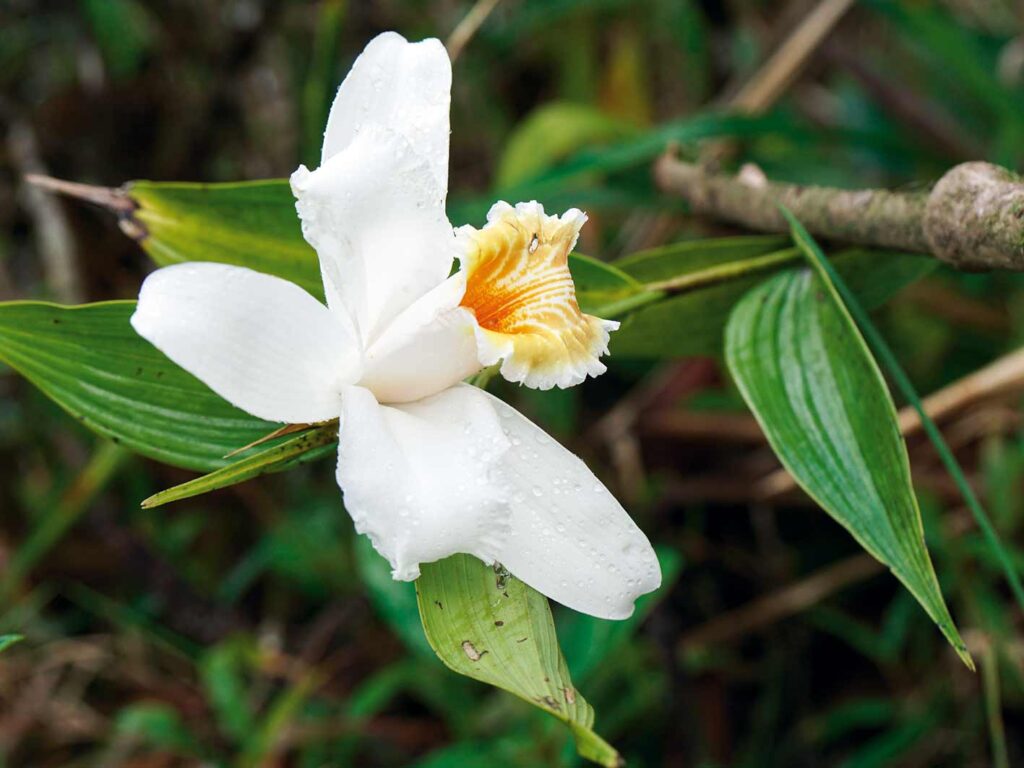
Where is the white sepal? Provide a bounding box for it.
[131,263,361,424]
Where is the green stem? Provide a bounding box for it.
[643,247,800,293]
[0,441,128,607]
[982,641,1010,768]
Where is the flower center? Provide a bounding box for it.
[456,201,618,390]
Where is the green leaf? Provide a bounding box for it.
[784,208,1024,632]
[451,111,803,224]
[114,703,204,756]
[568,252,656,317]
[141,424,338,508]
[200,637,257,742]
[496,102,638,188]
[126,180,623,314]
[612,248,934,359]
[0,301,271,471]
[416,555,622,767]
[0,634,23,653]
[80,0,156,78]
[724,268,970,667]
[129,180,323,297]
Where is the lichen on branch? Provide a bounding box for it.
[655,152,1024,272]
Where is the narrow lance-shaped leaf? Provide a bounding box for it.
[141,424,339,509]
[416,555,622,768]
[724,268,971,667]
[0,301,272,471]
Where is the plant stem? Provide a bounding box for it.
[0,441,128,605]
[982,640,1011,768]
[644,247,801,293]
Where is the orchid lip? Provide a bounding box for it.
[456,200,619,391]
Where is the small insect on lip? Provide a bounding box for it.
[528,233,539,253]
[461,640,485,661]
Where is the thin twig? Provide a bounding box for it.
[679,553,883,650]
[680,513,976,651]
[446,0,502,64]
[728,0,856,114]
[703,0,855,167]
[9,129,87,303]
[24,174,135,214]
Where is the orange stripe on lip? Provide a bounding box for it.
[456,201,618,390]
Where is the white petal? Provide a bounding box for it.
[291,125,456,345]
[359,274,482,404]
[482,390,661,619]
[321,32,451,192]
[131,263,361,424]
[336,385,511,580]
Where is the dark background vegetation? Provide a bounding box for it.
[2,0,1023,765]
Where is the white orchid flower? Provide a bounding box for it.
[131,32,660,619]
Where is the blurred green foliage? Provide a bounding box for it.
[1,0,1023,766]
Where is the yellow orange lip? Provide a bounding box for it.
[457,201,618,390]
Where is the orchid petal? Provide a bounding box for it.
[321,31,451,192]
[131,263,360,424]
[292,125,456,345]
[359,274,482,404]
[336,384,511,580]
[482,389,661,620]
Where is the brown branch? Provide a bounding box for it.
[679,553,883,650]
[655,154,1024,271]
[680,513,976,651]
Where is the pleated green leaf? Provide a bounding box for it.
[0,301,271,471]
[724,268,970,667]
[129,180,323,297]
[125,180,636,314]
[416,555,621,767]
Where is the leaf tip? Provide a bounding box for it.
[956,644,976,672]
